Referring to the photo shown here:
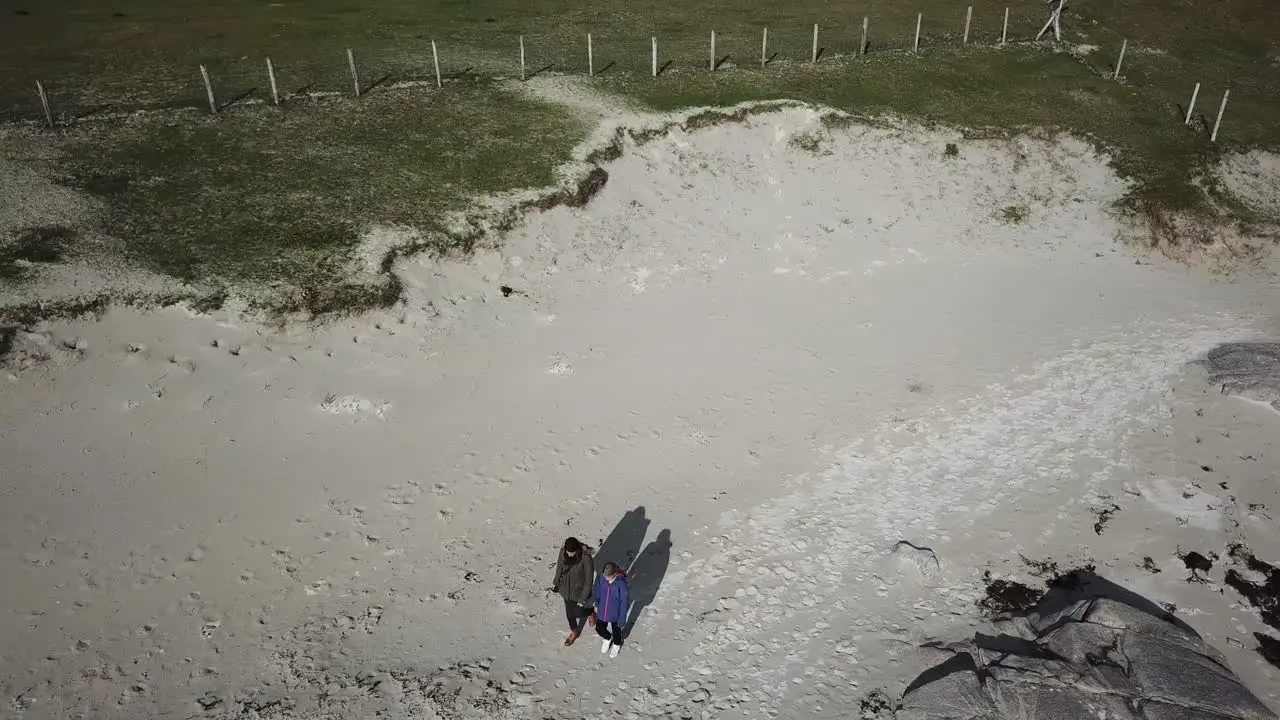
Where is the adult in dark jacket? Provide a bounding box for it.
[592,562,630,658]
[552,536,595,646]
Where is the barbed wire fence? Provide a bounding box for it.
[0,4,1249,143]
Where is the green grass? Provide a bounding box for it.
[0,0,1043,113]
[2,0,1278,320]
[45,79,585,317]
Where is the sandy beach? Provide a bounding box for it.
[3,89,1279,719]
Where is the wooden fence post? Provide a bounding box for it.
[1184,83,1199,126]
[1211,89,1229,142]
[651,37,658,77]
[199,65,217,114]
[520,35,526,81]
[35,81,53,128]
[432,40,442,88]
[266,57,280,105]
[347,48,361,97]
[1001,8,1009,45]
[710,30,716,71]
[963,6,973,45]
[588,34,594,77]
[1113,39,1127,80]
[861,17,869,55]
[761,27,768,67]
[811,23,819,63]
[914,13,923,53]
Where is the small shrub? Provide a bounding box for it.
[943,142,959,158]
[999,204,1029,225]
[789,132,827,156]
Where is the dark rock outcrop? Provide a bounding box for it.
[899,572,1276,720]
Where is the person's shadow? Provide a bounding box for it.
[625,528,672,638]
[595,506,649,573]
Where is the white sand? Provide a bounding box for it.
[3,90,1280,719]
[1219,149,1280,221]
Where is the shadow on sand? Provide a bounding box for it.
[596,506,649,572]
[626,528,672,637]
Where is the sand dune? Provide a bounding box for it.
[2,92,1279,719]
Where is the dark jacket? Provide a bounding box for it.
[592,572,630,625]
[553,548,595,606]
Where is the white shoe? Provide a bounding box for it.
[601,638,611,654]
[609,644,621,659]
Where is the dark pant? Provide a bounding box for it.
[564,598,590,634]
[595,620,624,647]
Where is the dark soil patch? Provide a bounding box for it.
[1141,557,1162,573]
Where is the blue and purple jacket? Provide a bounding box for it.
[592,572,630,626]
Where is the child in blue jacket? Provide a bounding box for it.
[592,562,630,658]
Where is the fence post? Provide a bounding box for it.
[914,13,923,53]
[347,49,361,97]
[520,35,526,81]
[587,34,594,77]
[761,27,768,67]
[811,24,819,63]
[1112,39,1127,80]
[710,30,716,71]
[651,37,658,77]
[1184,83,1200,126]
[266,57,280,104]
[432,40,442,88]
[35,81,53,128]
[1001,8,1009,45]
[861,17,869,55]
[963,6,973,45]
[1210,89,1229,142]
[199,65,217,114]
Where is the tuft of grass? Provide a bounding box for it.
[788,131,827,155]
[999,204,1029,225]
[943,142,959,159]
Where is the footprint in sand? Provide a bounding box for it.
[319,393,391,419]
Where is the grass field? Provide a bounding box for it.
[1,0,1278,321]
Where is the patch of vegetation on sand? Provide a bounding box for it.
[2,0,1277,321]
[0,225,79,280]
[47,80,585,318]
[999,204,1029,225]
